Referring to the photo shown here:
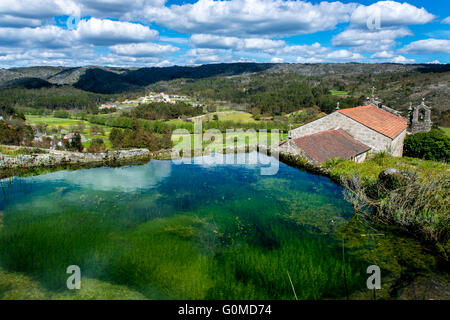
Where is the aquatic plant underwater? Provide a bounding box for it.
[0,153,442,299]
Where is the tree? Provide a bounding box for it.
[71,133,83,152]
[88,138,106,153]
[54,110,70,118]
[404,129,450,162]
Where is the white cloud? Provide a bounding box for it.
[147,0,356,38]
[332,1,434,54]
[428,60,442,64]
[76,18,158,46]
[350,1,435,28]
[110,42,179,57]
[0,14,41,28]
[270,57,284,63]
[369,51,414,64]
[0,0,165,21]
[0,0,79,19]
[184,48,232,65]
[0,18,160,49]
[0,25,73,48]
[159,36,189,44]
[391,55,415,64]
[296,57,323,63]
[399,39,450,54]
[0,1,445,67]
[326,50,364,61]
[190,34,285,51]
[370,50,395,59]
[276,42,328,56]
[332,27,412,52]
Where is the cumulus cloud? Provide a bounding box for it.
[0,0,166,21]
[184,48,233,64]
[0,14,41,28]
[296,56,324,64]
[332,27,412,52]
[276,42,328,56]
[391,55,415,63]
[0,1,443,67]
[326,49,364,61]
[370,51,415,63]
[0,0,79,19]
[0,25,74,48]
[270,57,284,63]
[76,18,158,46]
[332,1,434,54]
[0,18,160,48]
[110,42,179,57]
[370,50,395,59]
[274,43,365,63]
[146,0,356,38]
[350,1,435,28]
[190,34,285,50]
[399,39,450,54]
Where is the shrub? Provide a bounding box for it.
[88,139,107,153]
[0,120,34,146]
[53,110,70,119]
[110,128,172,151]
[404,129,450,162]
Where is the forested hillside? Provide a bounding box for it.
[0,63,449,125]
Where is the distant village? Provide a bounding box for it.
[99,92,196,111]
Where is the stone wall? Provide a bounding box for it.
[289,112,405,156]
[0,148,151,170]
[391,129,407,157]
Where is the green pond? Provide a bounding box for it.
[0,152,442,299]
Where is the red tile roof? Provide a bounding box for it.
[292,129,371,163]
[338,105,408,139]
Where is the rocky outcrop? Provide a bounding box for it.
[377,168,412,194]
[0,148,151,171]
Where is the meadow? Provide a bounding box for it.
[25,115,113,149]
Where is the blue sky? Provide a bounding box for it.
[0,0,448,67]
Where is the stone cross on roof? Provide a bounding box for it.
[366,89,381,107]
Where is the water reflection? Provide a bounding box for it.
[31,160,172,192]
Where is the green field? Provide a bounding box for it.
[330,90,349,97]
[191,111,257,123]
[172,132,286,150]
[26,115,113,149]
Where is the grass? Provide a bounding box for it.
[325,154,450,185]
[191,111,257,123]
[0,209,366,299]
[0,268,147,300]
[330,90,349,97]
[439,127,450,137]
[172,132,287,150]
[25,115,113,149]
[0,146,48,156]
[324,154,450,253]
